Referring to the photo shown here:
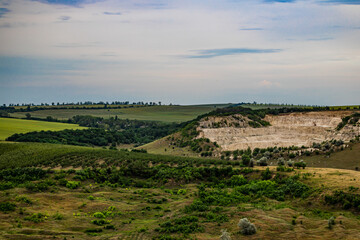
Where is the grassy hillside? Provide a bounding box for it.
[10,104,229,123]
[0,142,360,239]
[0,142,225,170]
[0,118,87,141]
[303,143,360,170]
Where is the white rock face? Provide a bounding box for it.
[198,111,360,150]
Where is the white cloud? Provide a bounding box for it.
[0,0,359,105]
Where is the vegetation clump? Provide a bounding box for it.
[328,216,336,229]
[0,202,16,213]
[220,229,231,240]
[238,218,256,235]
[156,216,204,234]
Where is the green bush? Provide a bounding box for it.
[93,212,106,218]
[66,181,80,189]
[294,160,306,169]
[158,216,204,234]
[91,219,111,226]
[227,175,247,187]
[0,202,16,212]
[25,213,46,223]
[15,196,32,204]
[184,200,209,213]
[25,180,55,192]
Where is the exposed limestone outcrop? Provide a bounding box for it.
[197,111,360,150]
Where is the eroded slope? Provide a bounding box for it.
[198,111,360,150]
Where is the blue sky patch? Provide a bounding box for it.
[103,12,121,15]
[263,0,296,3]
[0,8,10,18]
[320,0,360,4]
[186,48,282,58]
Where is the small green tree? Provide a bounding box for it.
[242,155,251,166]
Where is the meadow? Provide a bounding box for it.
[1,104,360,239]
[0,142,359,239]
[0,118,87,141]
[241,103,360,110]
[303,143,360,170]
[10,104,229,123]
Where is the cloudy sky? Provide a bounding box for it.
[0,0,359,105]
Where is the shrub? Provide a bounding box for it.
[0,181,15,190]
[277,157,285,166]
[261,168,272,180]
[177,189,187,195]
[220,229,231,240]
[25,181,51,192]
[0,202,16,212]
[242,155,250,166]
[328,216,335,229]
[25,213,46,223]
[104,224,115,230]
[228,175,247,187]
[294,160,306,169]
[93,212,106,218]
[238,218,256,235]
[184,200,209,213]
[158,216,204,234]
[287,160,294,167]
[15,196,32,204]
[66,181,80,189]
[91,219,111,226]
[58,178,68,186]
[257,157,268,166]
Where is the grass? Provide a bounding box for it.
[0,165,359,239]
[303,143,360,171]
[0,142,223,170]
[0,118,87,141]
[140,134,199,157]
[10,104,230,123]
[240,103,360,110]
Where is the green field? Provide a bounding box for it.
[241,104,360,110]
[0,118,87,141]
[10,104,230,123]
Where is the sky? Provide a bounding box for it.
[0,0,359,106]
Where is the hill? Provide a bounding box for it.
[142,106,360,171]
[0,142,360,239]
[0,118,87,141]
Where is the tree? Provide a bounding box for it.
[25,113,31,119]
[242,154,250,166]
